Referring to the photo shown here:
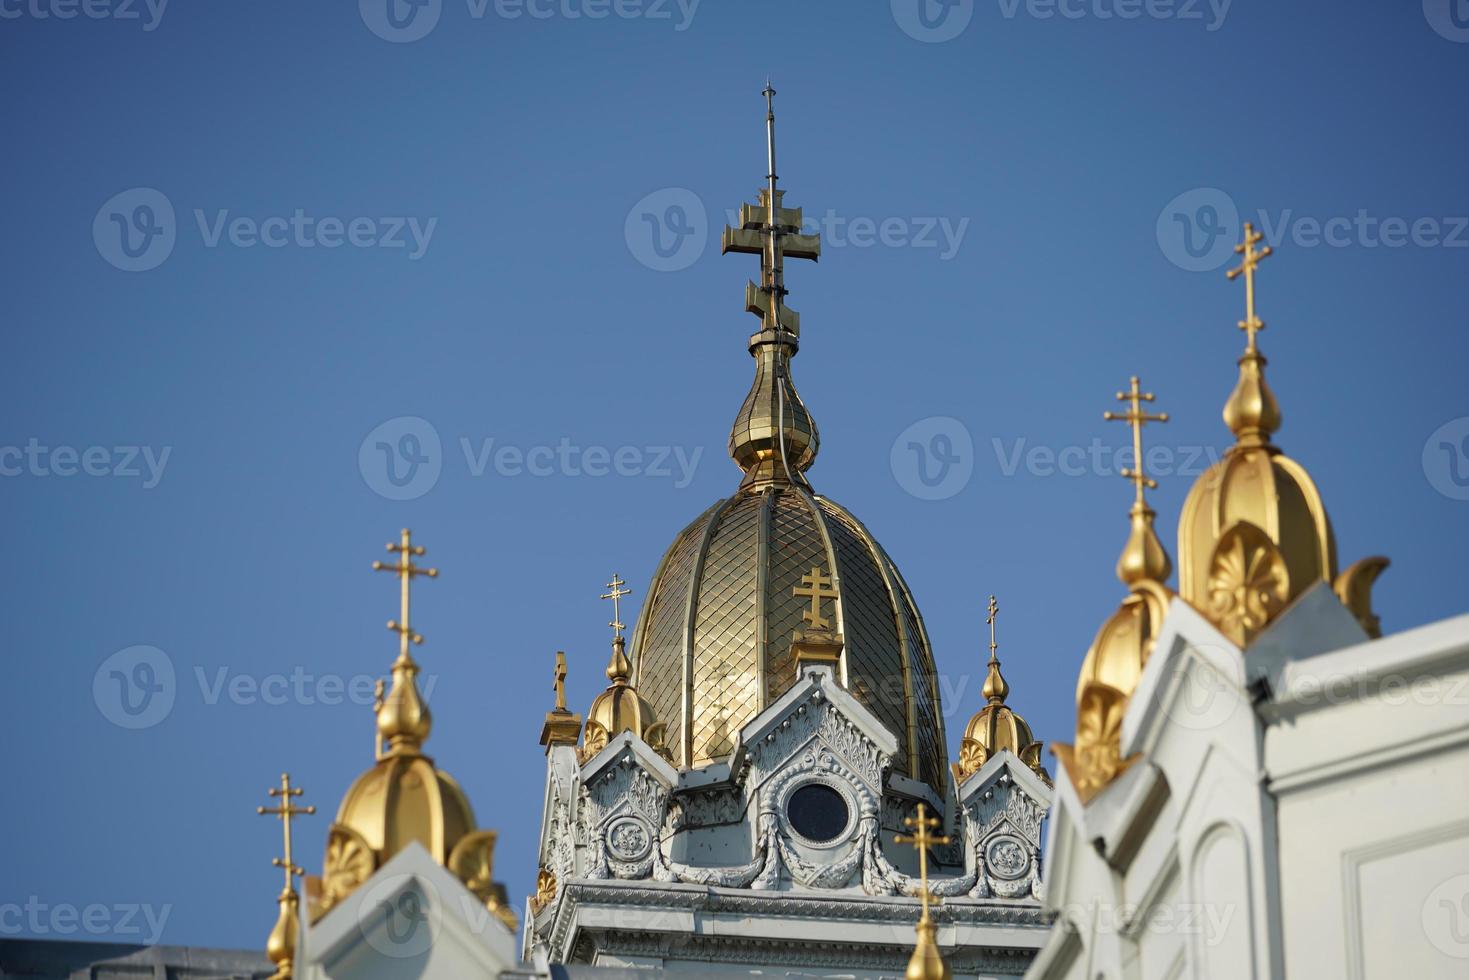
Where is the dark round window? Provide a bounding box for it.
[786,783,850,843]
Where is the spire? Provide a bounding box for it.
[370,529,437,754]
[723,84,824,488]
[1103,376,1172,587]
[1222,222,1281,446]
[895,803,952,980]
[980,594,1009,704]
[257,773,315,980]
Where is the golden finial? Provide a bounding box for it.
[793,566,838,632]
[600,573,631,640]
[1104,377,1173,586]
[1225,221,1274,354]
[895,802,952,980]
[371,530,437,754]
[981,594,1008,704]
[372,528,439,664]
[372,678,385,760]
[257,773,315,980]
[723,86,824,487]
[1221,223,1282,445]
[553,651,568,712]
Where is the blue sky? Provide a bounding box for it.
[2,0,1467,952]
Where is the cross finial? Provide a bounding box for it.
[1104,376,1170,506]
[256,773,315,892]
[895,802,951,923]
[1225,221,1274,353]
[793,566,839,632]
[600,573,631,640]
[553,651,569,711]
[986,594,999,663]
[372,529,438,662]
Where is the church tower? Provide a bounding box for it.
[525,88,1054,979]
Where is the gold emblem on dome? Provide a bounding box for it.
[530,866,558,917]
[952,596,1048,786]
[1178,226,1389,644]
[895,803,952,980]
[1205,522,1290,647]
[1055,379,1174,805]
[257,774,315,980]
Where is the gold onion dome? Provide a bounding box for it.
[1055,378,1175,804]
[1177,224,1386,647]
[953,596,1048,785]
[628,87,947,786]
[313,531,515,932]
[582,633,671,762]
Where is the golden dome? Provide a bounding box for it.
[581,636,671,763]
[1055,378,1175,804]
[952,597,1047,785]
[1177,225,1385,646]
[631,484,948,786]
[310,531,516,932]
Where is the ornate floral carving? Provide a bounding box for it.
[315,823,376,920]
[1206,521,1289,647]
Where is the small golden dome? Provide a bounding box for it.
[1178,225,1387,646]
[581,636,671,763]
[905,919,951,980]
[952,597,1047,785]
[333,748,477,864]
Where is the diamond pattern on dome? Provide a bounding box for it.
[889,555,948,788]
[820,502,912,778]
[631,500,723,767]
[691,493,762,764]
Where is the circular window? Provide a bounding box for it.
[786,783,851,843]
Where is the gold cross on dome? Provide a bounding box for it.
[794,566,838,632]
[600,573,631,640]
[256,772,315,891]
[895,802,951,923]
[372,529,438,660]
[1226,221,1274,352]
[1104,376,1169,505]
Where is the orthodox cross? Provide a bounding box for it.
[986,594,999,663]
[372,528,438,659]
[1104,376,1169,505]
[257,773,315,891]
[794,566,838,632]
[722,83,822,335]
[1225,221,1274,352]
[600,573,631,640]
[553,651,569,712]
[895,802,951,924]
